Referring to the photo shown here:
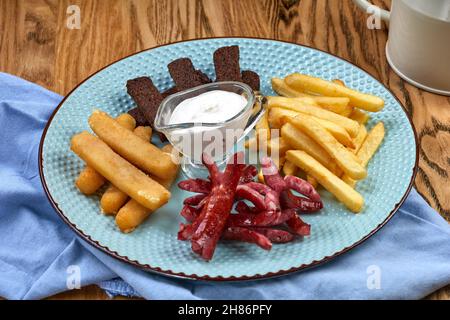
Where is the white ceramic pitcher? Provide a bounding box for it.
[354,0,450,96]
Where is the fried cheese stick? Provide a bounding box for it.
[89,110,176,179]
[71,131,170,211]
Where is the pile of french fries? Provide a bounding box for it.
[246,73,385,213]
[72,111,180,233]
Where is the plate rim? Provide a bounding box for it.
[38,36,419,282]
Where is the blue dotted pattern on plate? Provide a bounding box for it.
[42,38,416,279]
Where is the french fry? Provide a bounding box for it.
[307,175,318,189]
[342,122,385,188]
[267,107,353,147]
[255,108,271,146]
[244,136,258,149]
[332,79,346,87]
[350,108,370,125]
[258,169,265,183]
[275,156,286,169]
[281,123,340,175]
[282,160,298,176]
[272,77,309,98]
[267,96,359,137]
[349,125,367,154]
[268,107,298,129]
[71,132,170,211]
[75,113,136,195]
[268,137,290,157]
[75,166,106,195]
[286,150,364,213]
[357,122,385,166]
[313,118,354,148]
[89,110,177,179]
[272,78,352,115]
[285,73,384,112]
[287,115,367,180]
[115,113,136,131]
[314,97,353,117]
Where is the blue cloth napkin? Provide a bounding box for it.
[1,71,450,300]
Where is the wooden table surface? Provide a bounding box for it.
[1,0,449,300]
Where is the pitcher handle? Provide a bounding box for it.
[353,0,390,22]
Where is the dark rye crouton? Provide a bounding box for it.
[241,70,260,92]
[168,58,211,91]
[126,76,163,127]
[127,107,147,126]
[213,45,242,82]
[161,86,178,98]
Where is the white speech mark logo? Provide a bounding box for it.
[66,5,81,30]
[66,265,81,289]
[366,265,381,290]
[366,5,382,30]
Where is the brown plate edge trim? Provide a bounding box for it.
[38,36,420,282]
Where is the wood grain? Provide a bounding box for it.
[0,0,449,300]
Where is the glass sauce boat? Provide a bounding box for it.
[154,81,265,178]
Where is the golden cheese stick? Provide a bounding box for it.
[71,131,170,210]
[272,78,352,115]
[116,144,180,233]
[100,125,153,215]
[288,114,367,180]
[115,199,150,233]
[75,166,106,195]
[281,123,341,175]
[152,144,180,189]
[343,122,385,188]
[100,185,129,215]
[98,116,138,214]
[101,126,171,215]
[286,150,364,213]
[133,126,152,141]
[89,110,176,179]
[116,113,136,131]
[267,96,359,137]
[135,126,152,141]
[75,113,136,195]
[285,73,385,112]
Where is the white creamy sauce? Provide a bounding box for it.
[169,90,247,124]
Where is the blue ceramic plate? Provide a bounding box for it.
[39,38,418,281]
